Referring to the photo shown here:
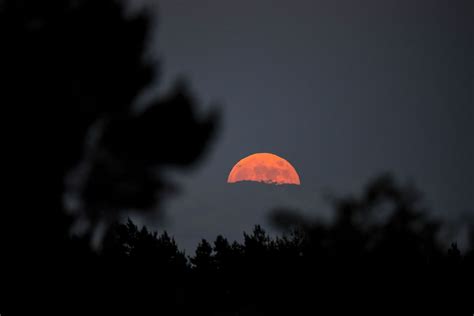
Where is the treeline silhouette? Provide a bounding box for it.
[1,0,472,314]
[83,174,472,315]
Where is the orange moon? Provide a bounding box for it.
[227,153,301,185]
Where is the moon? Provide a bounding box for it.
[227,153,301,185]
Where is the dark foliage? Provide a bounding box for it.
[68,174,472,315]
[1,0,218,312]
[1,0,219,255]
[70,174,472,315]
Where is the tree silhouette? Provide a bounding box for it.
[190,239,214,273]
[1,0,219,259]
[1,1,219,313]
[103,219,187,269]
[271,174,444,265]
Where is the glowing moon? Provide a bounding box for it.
[227,153,301,185]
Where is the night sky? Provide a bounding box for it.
[133,0,473,251]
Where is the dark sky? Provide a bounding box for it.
[134,0,473,251]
